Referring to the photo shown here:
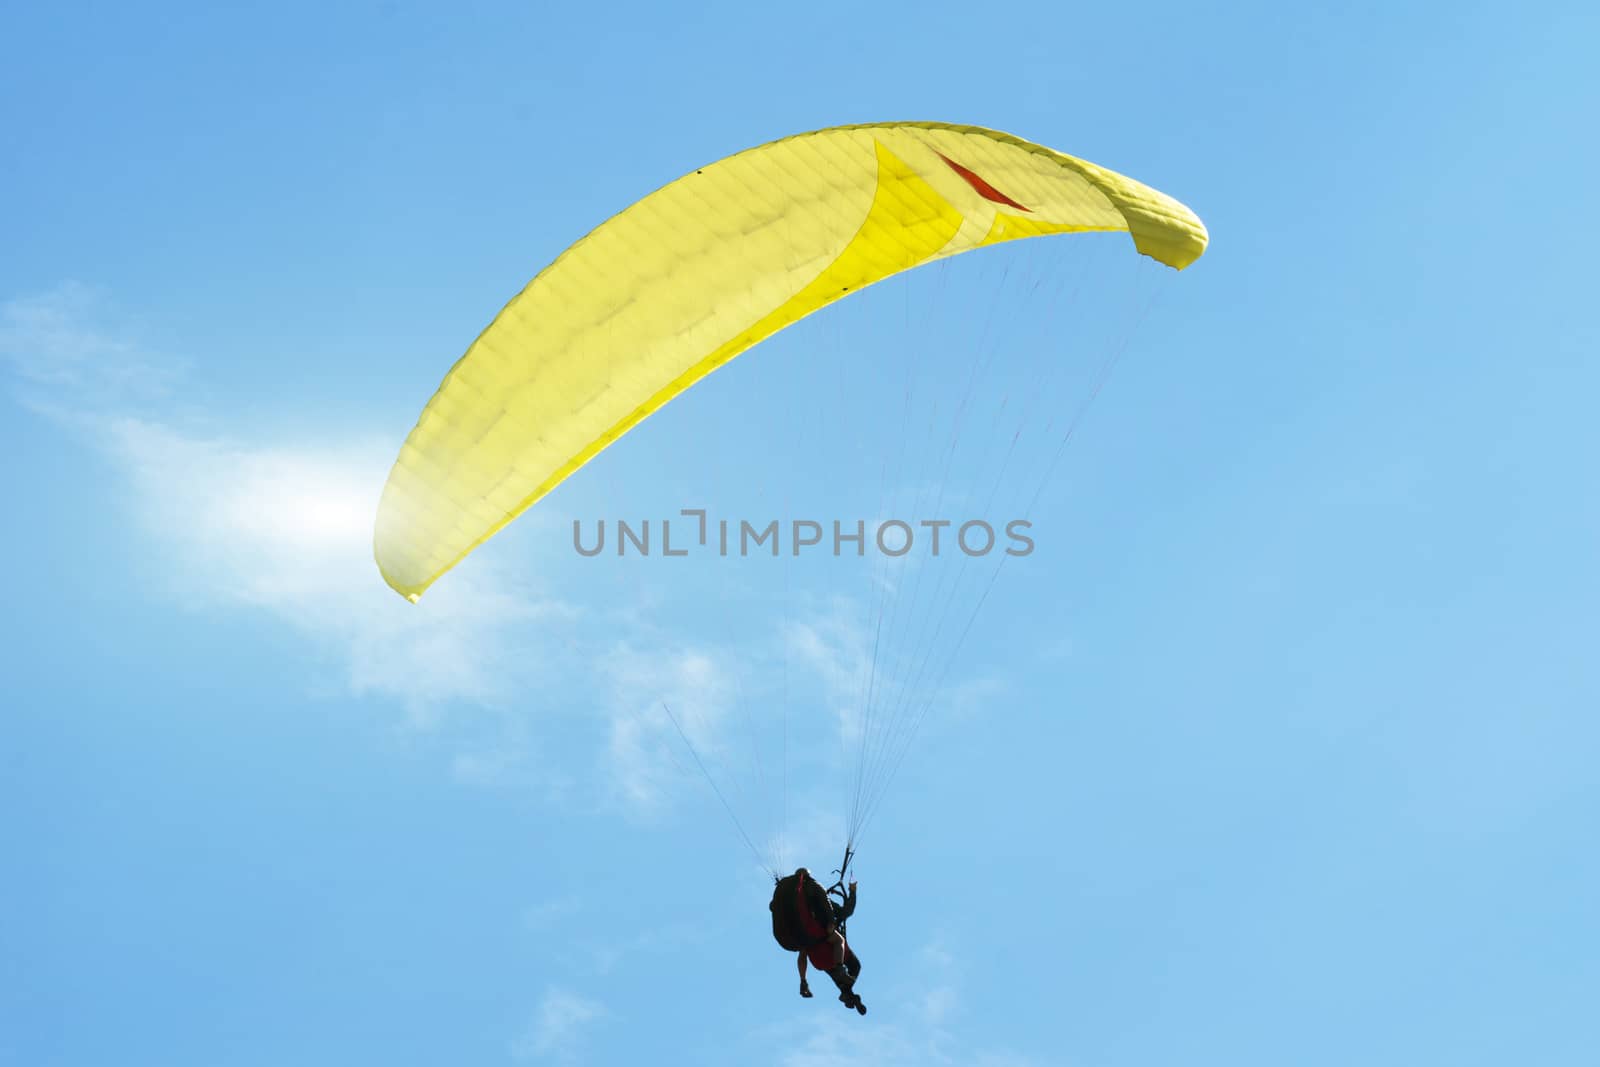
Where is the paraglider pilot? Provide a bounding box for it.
[770,867,865,1015]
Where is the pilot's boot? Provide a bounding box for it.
[827,966,866,1014]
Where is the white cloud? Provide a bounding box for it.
[511,988,607,1063]
[915,941,960,1028]
[600,640,744,816]
[2,285,573,717]
[579,918,704,978]
[772,937,1047,1067]
[782,597,873,747]
[2,283,1002,833]
[448,726,575,796]
[780,1017,932,1067]
[0,282,176,405]
[594,636,866,876]
[519,896,582,933]
[103,414,565,716]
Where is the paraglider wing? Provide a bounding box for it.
[374,122,1208,601]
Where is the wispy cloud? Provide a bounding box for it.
[2,283,996,829]
[0,282,177,407]
[780,1017,932,1067]
[2,284,569,717]
[510,988,607,1063]
[519,896,583,933]
[782,596,872,746]
[580,918,705,978]
[772,936,1046,1067]
[595,635,861,876]
[600,640,744,815]
[104,407,564,716]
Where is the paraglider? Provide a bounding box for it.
[373,121,1207,602]
[771,865,864,1014]
[374,121,1207,1013]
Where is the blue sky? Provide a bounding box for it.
[4,2,1598,1065]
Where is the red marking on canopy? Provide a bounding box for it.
[936,152,1032,213]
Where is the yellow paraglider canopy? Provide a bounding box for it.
[374,121,1208,600]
